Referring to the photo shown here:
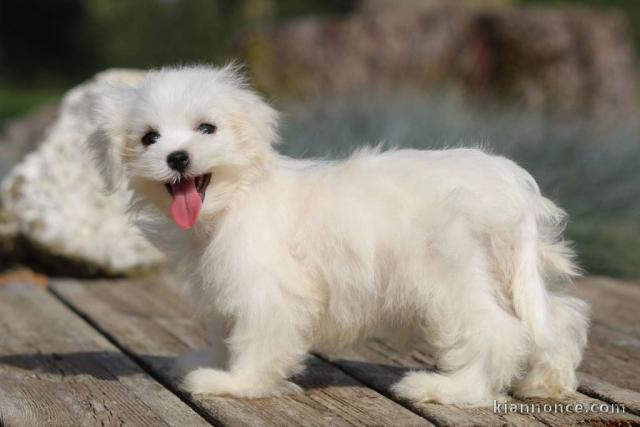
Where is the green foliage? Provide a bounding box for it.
[87,0,238,69]
[85,0,356,70]
[0,0,99,83]
[278,94,640,278]
[0,0,357,123]
[1,0,358,83]
[0,84,63,131]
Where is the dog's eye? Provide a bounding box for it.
[197,123,217,135]
[141,131,160,146]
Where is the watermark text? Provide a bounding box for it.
[493,400,626,415]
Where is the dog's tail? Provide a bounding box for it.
[508,180,589,397]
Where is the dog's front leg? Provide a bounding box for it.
[207,309,231,369]
[182,280,311,398]
[174,309,230,377]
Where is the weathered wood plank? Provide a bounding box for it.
[578,373,640,416]
[576,277,640,393]
[0,282,209,427]
[576,277,640,340]
[322,341,546,427]
[579,321,640,396]
[317,277,640,426]
[323,338,640,426]
[50,276,640,426]
[50,278,431,427]
[320,278,640,425]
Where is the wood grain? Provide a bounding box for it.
[321,340,547,427]
[578,373,640,416]
[0,283,209,427]
[576,277,640,340]
[576,277,640,393]
[322,338,640,426]
[317,277,640,426]
[48,276,640,426]
[50,278,431,427]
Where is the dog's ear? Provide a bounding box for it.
[246,93,280,147]
[238,83,279,147]
[218,64,280,147]
[88,75,142,192]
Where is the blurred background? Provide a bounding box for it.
[0,0,638,279]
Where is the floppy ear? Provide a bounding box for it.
[218,64,280,147]
[242,92,280,147]
[87,76,141,192]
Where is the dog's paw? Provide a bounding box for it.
[182,368,302,398]
[392,371,497,406]
[182,368,228,395]
[392,371,451,403]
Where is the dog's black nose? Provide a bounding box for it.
[167,150,190,172]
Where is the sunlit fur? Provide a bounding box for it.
[90,65,589,405]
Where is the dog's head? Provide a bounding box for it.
[90,64,278,229]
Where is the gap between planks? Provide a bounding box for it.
[49,277,640,426]
[47,284,225,427]
[0,283,211,427]
[49,279,431,427]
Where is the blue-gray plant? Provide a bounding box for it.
[278,94,640,278]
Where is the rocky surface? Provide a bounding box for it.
[243,0,638,123]
[0,103,58,181]
[0,70,163,276]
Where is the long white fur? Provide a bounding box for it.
[89,64,590,406]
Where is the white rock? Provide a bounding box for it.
[0,70,164,275]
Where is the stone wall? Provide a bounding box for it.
[243,0,638,123]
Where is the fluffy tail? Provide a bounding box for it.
[510,196,590,397]
[537,197,581,281]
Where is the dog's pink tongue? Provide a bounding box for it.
[170,179,202,229]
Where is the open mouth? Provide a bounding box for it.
[164,173,212,229]
[164,173,212,201]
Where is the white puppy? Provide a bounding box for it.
[90,64,589,406]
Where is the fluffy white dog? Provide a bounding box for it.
[90,64,589,406]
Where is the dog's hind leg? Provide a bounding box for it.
[507,208,589,399]
[393,293,529,406]
[393,218,529,406]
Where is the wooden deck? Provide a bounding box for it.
[0,275,638,426]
